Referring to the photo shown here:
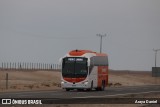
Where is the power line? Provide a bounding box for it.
[16,34,95,40]
[96,34,106,53]
[153,48,160,67]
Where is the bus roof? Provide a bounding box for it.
[69,49,107,56]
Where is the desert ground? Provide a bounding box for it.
[0,69,160,92]
[109,70,160,86]
[0,70,61,92]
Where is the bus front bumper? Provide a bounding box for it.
[61,82,90,89]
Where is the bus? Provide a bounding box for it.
[60,50,109,91]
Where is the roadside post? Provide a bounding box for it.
[6,73,8,89]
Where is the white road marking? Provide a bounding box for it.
[72,90,160,98]
[18,95,32,97]
[0,90,61,95]
[114,89,123,91]
[50,93,63,95]
[130,88,138,90]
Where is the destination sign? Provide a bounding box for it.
[67,58,84,61]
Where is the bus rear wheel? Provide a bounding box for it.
[101,81,105,91]
[96,81,105,91]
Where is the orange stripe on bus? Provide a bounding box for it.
[69,49,108,56]
[63,77,86,83]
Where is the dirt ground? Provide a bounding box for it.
[0,70,61,92]
[0,69,160,92]
[109,70,160,86]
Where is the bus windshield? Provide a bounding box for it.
[62,57,88,78]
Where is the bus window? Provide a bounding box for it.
[62,57,88,78]
[75,58,87,77]
[62,58,75,77]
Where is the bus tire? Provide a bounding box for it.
[101,81,105,91]
[90,81,93,90]
[96,81,105,91]
[95,88,99,91]
[77,89,83,91]
[87,81,93,91]
[66,88,70,91]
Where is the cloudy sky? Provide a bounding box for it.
[0,0,160,71]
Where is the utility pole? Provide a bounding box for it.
[96,34,106,53]
[153,49,160,67]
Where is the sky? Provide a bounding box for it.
[0,0,160,71]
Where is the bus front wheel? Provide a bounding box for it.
[65,88,70,91]
[87,81,93,91]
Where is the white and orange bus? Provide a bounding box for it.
[60,50,109,91]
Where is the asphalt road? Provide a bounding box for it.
[0,85,160,98]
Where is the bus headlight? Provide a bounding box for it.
[84,81,88,85]
[61,81,64,84]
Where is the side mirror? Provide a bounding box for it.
[87,59,90,66]
[59,57,62,64]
